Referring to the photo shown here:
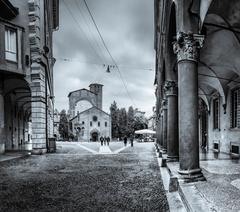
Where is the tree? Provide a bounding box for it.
[110,101,119,138]
[118,108,128,139]
[58,110,69,140]
[127,106,135,136]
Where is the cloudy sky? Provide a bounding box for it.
[53,0,156,116]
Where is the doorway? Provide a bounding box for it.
[91,132,99,142]
[199,99,208,150]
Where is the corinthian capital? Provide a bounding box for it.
[173,32,204,63]
[161,99,168,110]
[164,81,177,96]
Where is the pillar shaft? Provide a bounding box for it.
[173,32,204,175]
[164,81,178,159]
[0,81,5,154]
[162,100,168,151]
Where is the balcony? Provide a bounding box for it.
[0,0,19,20]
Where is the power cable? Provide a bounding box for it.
[83,0,136,106]
[56,57,153,71]
[73,0,109,66]
[62,0,106,65]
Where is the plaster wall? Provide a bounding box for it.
[208,90,240,154]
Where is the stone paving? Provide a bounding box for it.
[0,142,169,212]
[165,149,240,212]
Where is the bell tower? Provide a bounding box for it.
[89,83,103,109]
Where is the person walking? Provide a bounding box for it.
[130,135,134,147]
[100,136,104,146]
[106,136,110,146]
[104,136,107,145]
[124,136,127,146]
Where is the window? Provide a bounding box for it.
[105,122,107,127]
[98,122,100,127]
[231,88,240,128]
[5,28,17,62]
[90,121,92,127]
[93,116,98,122]
[82,121,85,125]
[213,98,219,129]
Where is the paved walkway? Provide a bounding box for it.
[72,142,131,155]
[160,148,240,212]
[0,142,169,212]
[0,151,30,162]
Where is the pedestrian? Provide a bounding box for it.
[123,136,127,146]
[130,135,134,147]
[107,136,110,146]
[100,136,104,146]
[104,136,107,145]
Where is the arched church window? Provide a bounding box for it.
[90,121,92,127]
[105,122,107,127]
[93,116,98,122]
[98,122,100,127]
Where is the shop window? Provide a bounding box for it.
[5,27,17,62]
[213,98,219,129]
[231,88,240,128]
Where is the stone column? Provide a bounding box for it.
[173,32,204,179]
[0,80,5,154]
[164,81,178,160]
[159,114,163,147]
[161,99,168,152]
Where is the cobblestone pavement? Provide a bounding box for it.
[0,142,169,212]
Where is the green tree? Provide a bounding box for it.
[59,110,69,140]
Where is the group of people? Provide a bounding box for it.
[100,136,111,146]
[123,135,134,147]
[99,135,134,147]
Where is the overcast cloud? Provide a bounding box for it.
[53,0,155,116]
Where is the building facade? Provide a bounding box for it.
[154,0,240,180]
[0,0,59,154]
[68,83,111,142]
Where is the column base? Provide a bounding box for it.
[31,148,47,155]
[161,148,167,154]
[167,155,179,162]
[178,168,205,182]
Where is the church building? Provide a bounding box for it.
[68,83,111,142]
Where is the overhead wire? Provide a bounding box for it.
[56,57,153,71]
[83,0,136,106]
[62,0,106,65]
[73,0,109,66]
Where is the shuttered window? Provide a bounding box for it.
[213,98,219,129]
[231,88,240,128]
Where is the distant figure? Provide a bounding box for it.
[124,136,127,146]
[100,136,104,146]
[104,136,107,145]
[107,137,110,146]
[130,135,134,147]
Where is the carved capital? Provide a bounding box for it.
[164,81,177,96]
[161,99,168,110]
[173,32,204,63]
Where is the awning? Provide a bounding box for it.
[134,129,156,135]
